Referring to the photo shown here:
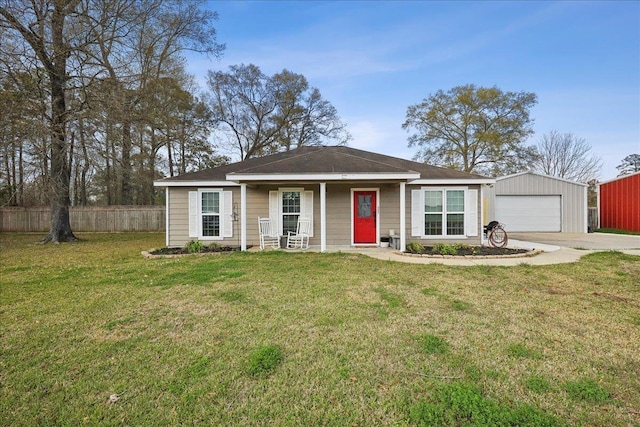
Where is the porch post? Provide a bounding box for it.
[241,183,247,251]
[165,187,170,247]
[399,182,406,251]
[320,182,326,252]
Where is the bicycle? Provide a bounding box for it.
[484,221,508,248]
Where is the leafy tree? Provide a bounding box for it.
[616,154,640,176]
[533,130,602,183]
[403,84,538,176]
[206,63,349,160]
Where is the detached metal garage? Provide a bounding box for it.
[598,172,640,233]
[487,172,588,233]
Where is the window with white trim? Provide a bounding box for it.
[201,191,221,237]
[269,188,314,236]
[412,187,474,238]
[188,189,233,240]
[282,190,301,235]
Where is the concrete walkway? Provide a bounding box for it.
[322,238,639,266]
[510,232,640,251]
[343,245,591,266]
[269,233,640,266]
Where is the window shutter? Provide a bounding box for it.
[269,191,280,234]
[188,191,198,238]
[466,189,478,237]
[222,191,233,237]
[303,190,314,237]
[411,189,423,237]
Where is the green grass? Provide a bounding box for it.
[1,233,639,426]
[247,345,284,377]
[418,334,450,355]
[595,228,640,235]
[564,378,611,404]
[525,375,552,393]
[409,382,560,426]
[506,343,543,359]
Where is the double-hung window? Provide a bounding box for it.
[201,191,221,237]
[188,189,233,240]
[281,191,302,235]
[413,187,474,238]
[269,188,313,236]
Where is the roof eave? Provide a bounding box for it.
[153,180,240,187]
[226,172,421,182]
[409,178,496,185]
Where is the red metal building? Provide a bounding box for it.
[598,172,640,233]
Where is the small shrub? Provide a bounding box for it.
[432,243,457,255]
[184,240,204,253]
[247,344,284,377]
[454,243,471,251]
[564,378,610,403]
[406,242,425,254]
[418,334,449,354]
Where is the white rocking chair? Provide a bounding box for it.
[258,217,280,250]
[286,217,311,249]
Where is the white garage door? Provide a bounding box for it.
[495,195,561,232]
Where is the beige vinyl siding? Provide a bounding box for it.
[251,185,320,245]
[168,188,190,247]
[379,185,400,237]
[169,182,482,248]
[168,187,243,247]
[404,184,483,246]
[245,187,268,248]
[324,184,351,246]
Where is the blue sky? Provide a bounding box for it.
[187,1,639,180]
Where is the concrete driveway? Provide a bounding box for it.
[510,232,640,251]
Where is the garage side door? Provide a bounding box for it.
[495,195,561,232]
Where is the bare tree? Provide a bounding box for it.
[207,63,349,160]
[0,0,89,242]
[0,0,223,236]
[533,130,602,183]
[271,70,350,152]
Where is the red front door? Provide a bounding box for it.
[354,191,377,244]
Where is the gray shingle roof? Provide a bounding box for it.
[155,146,489,182]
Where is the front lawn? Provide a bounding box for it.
[1,233,639,426]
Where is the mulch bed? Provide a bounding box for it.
[149,246,240,255]
[416,246,530,256]
[402,246,540,258]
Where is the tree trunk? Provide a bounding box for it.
[41,4,77,243]
[18,139,24,205]
[121,117,132,205]
[79,118,90,206]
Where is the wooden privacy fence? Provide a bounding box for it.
[0,206,165,232]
